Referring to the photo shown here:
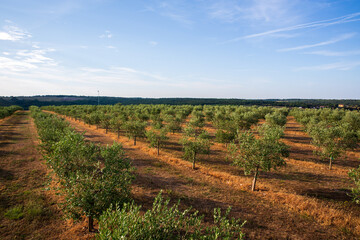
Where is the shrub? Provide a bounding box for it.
[97,192,245,240]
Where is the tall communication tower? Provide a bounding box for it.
[97,90,100,105]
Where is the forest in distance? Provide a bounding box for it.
[1,95,360,109]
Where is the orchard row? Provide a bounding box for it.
[30,106,245,239]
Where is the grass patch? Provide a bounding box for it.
[25,200,45,220]
[4,205,24,220]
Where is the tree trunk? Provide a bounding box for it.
[88,215,94,232]
[329,156,333,170]
[251,167,259,191]
[134,136,136,146]
[105,127,108,134]
[192,152,196,170]
[157,140,160,156]
[117,130,120,139]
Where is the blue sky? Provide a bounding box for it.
[0,0,359,99]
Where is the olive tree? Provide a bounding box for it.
[349,166,360,204]
[228,124,289,191]
[180,137,210,169]
[308,121,356,170]
[100,114,111,133]
[123,120,147,145]
[265,111,287,127]
[110,116,126,139]
[146,129,169,156]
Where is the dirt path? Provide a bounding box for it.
[0,112,93,240]
[59,115,351,239]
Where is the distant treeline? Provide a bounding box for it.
[1,95,359,109]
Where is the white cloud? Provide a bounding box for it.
[0,22,57,74]
[15,48,57,65]
[107,45,116,49]
[296,61,360,71]
[0,24,31,41]
[99,30,112,38]
[0,57,37,71]
[278,33,356,52]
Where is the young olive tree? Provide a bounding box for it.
[349,166,360,204]
[98,192,246,239]
[100,114,111,133]
[228,124,289,191]
[123,120,147,145]
[215,129,236,147]
[164,114,182,134]
[265,111,287,127]
[146,129,169,156]
[61,142,133,232]
[308,122,357,170]
[185,111,205,138]
[89,112,101,129]
[110,116,126,139]
[180,137,210,169]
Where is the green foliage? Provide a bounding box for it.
[100,114,111,133]
[229,124,289,190]
[265,111,287,127]
[307,121,357,169]
[110,116,126,138]
[146,129,168,154]
[89,112,101,127]
[215,129,236,145]
[292,108,359,169]
[164,115,182,133]
[4,205,24,220]
[31,108,134,230]
[180,137,211,169]
[31,108,71,152]
[97,192,245,240]
[123,120,147,145]
[349,166,360,204]
[0,105,23,119]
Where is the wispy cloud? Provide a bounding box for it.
[99,30,112,38]
[209,0,299,24]
[278,33,356,52]
[0,48,57,72]
[296,61,360,71]
[16,48,56,65]
[226,12,360,42]
[0,22,56,71]
[0,56,37,71]
[305,50,360,57]
[149,41,158,46]
[145,1,193,25]
[0,22,31,41]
